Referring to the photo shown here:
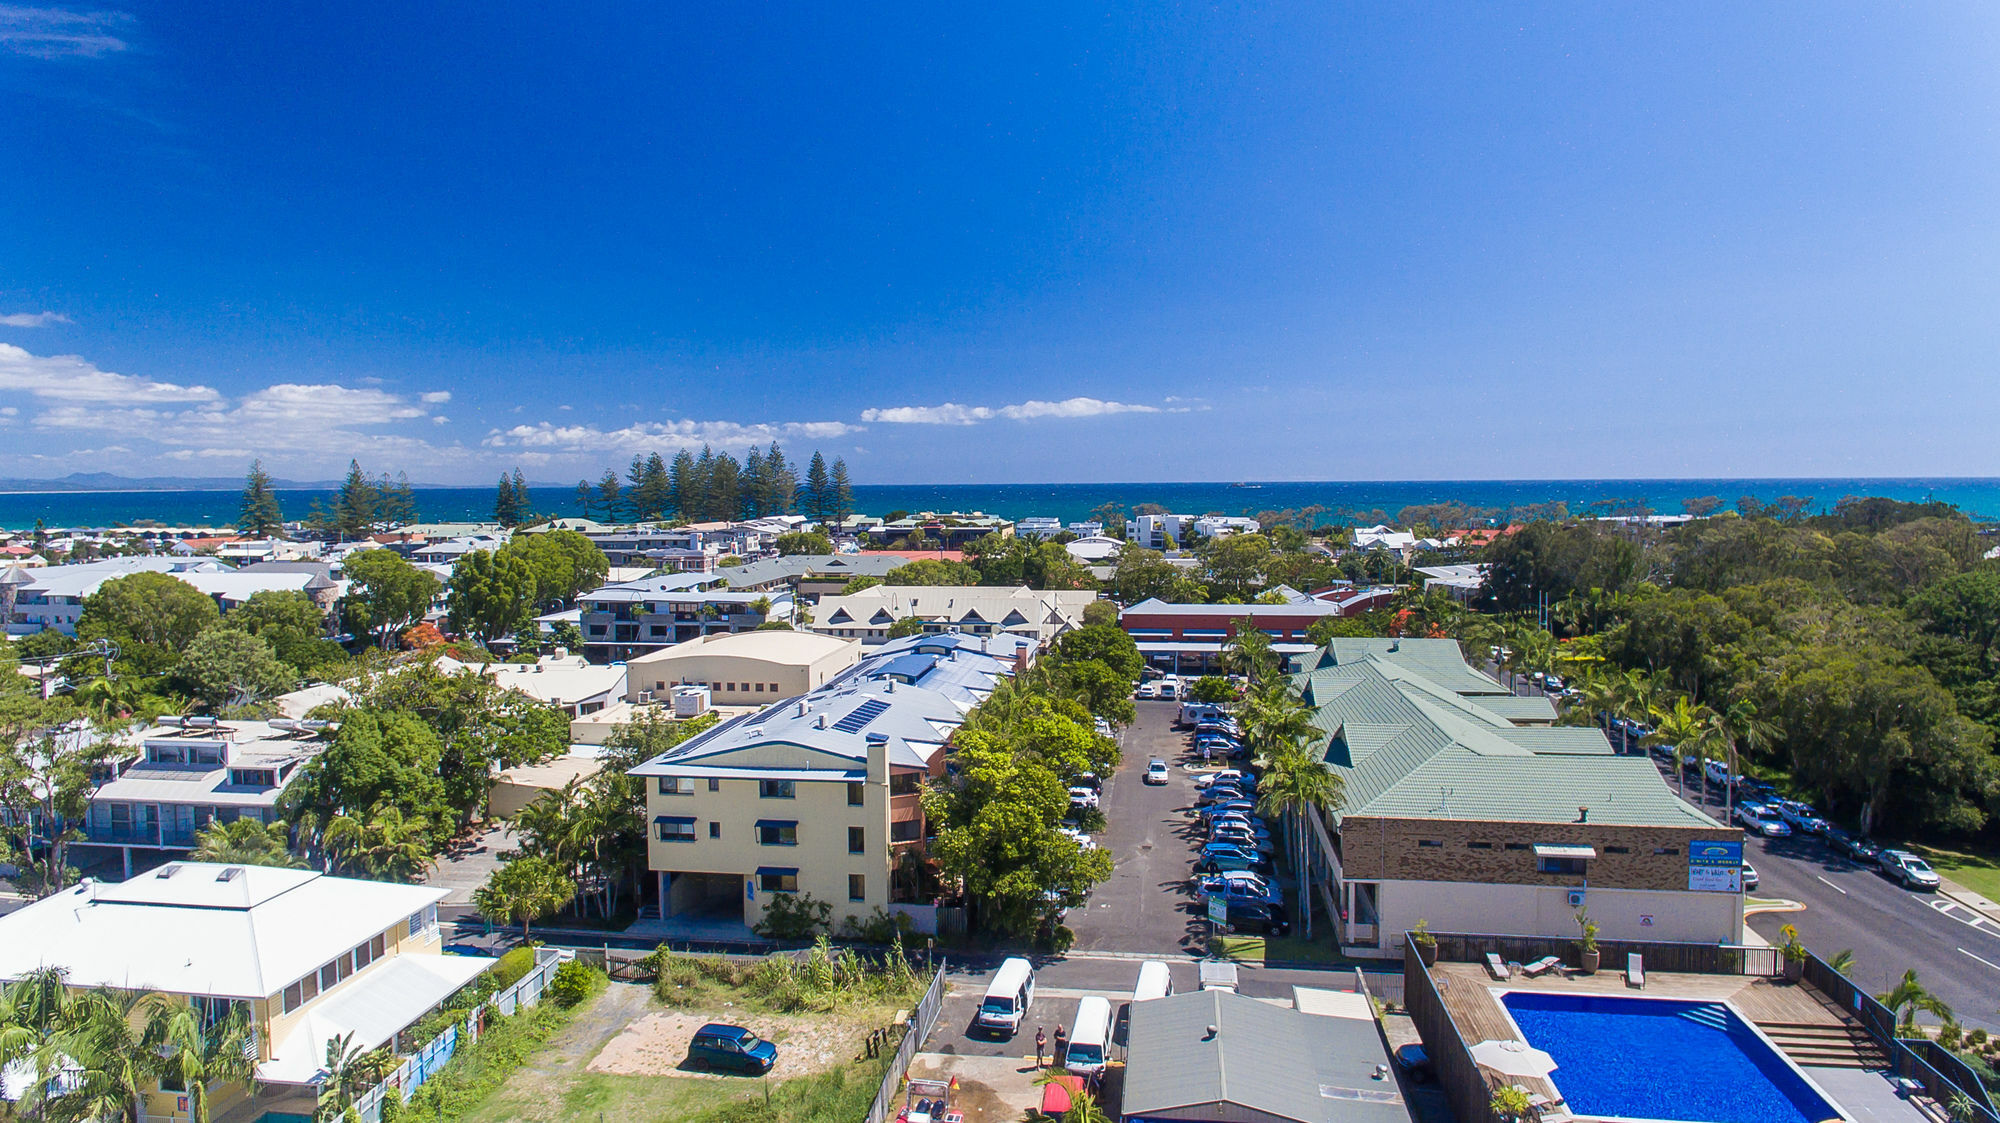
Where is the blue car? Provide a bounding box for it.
[1208,826,1274,854]
[687,1023,778,1075]
[1196,872,1282,906]
[1200,800,1257,823]
[1196,784,1250,806]
[1207,810,1269,834]
[1196,843,1271,874]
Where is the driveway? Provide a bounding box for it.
[1068,700,1210,955]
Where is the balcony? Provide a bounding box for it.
[83,823,197,848]
[889,793,923,825]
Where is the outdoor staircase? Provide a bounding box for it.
[1753,1020,1893,1069]
[1677,1004,1730,1031]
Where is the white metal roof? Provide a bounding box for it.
[0,864,449,1000]
[258,953,492,1085]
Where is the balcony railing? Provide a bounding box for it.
[889,793,923,824]
[82,823,198,848]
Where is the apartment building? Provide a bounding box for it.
[1290,639,1742,955]
[809,585,1094,647]
[0,863,483,1122]
[436,650,628,716]
[710,553,905,597]
[80,717,332,878]
[577,573,793,662]
[1118,597,1349,676]
[625,630,1030,934]
[624,629,862,705]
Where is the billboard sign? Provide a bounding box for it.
[1688,839,1744,893]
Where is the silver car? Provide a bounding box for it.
[1877,850,1941,891]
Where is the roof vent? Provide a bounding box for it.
[155,864,180,879]
[1204,1024,1218,1040]
[215,867,242,882]
[816,713,828,729]
[1577,807,1589,823]
[797,700,810,717]
[865,732,889,745]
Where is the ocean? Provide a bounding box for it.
[2,478,1997,531]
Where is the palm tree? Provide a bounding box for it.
[1615,671,1661,756]
[0,966,72,1113]
[1257,746,1345,940]
[38,987,170,1123]
[1222,624,1277,687]
[156,996,258,1123]
[1706,698,1781,823]
[474,855,575,942]
[324,805,434,882]
[1644,695,1719,803]
[1878,969,1953,1034]
[1828,949,1857,975]
[192,818,305,868]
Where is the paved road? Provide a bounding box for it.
[1656,760,2000,1032]
[1068,700,1214,955]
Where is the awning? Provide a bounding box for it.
[654,815,696,825]
[754,819,797,830]
[755,866,799,878]
[1532,843,1597,860]
[258,953,495,1086]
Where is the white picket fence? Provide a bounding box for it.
[345,946,568,1123]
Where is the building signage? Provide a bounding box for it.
[1687,840,1743,893]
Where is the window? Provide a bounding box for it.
[849,826,865,854]
[759,779,796,799]
[320,963,339,991]
[769,683,779,692]
[708,821,721,839]
[847,782,865,806]
[1653,846,1680,855]
[160,1069,186,1093]
[756,820,798,846]
[849,874,866,901]
[656,817,696,842]
[283,980,304,1013]
[1468,842,1493,850]
[1537,856,1589,876]
[708,777,720,792]
[588,624,606,636]
[754,683,764,692]
[657,777,694,796]
[757,868,799,893]
[1417,839,1443,848]
[1605,846,1631,855]
[1503,843,1531,851]
[408,904,437,937]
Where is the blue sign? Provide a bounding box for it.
[1688,839,1744,892]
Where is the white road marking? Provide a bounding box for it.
[1956,947,2000,974]
[1814,876,1847,895]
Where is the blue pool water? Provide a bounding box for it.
[1502,992,1842,1123]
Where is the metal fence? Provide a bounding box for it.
[1802,952,2000,1123]
[1425,931,1781,977]
[863,963,949,1123]
[345,946,568,1123]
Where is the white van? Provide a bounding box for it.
[1064,995,1115,1077]
[1180,701,1226,727]
[1132,960,1173,1003]
[975,957,1035,1037]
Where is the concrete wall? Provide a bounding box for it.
[625,641,857,704]
[1367,878,1743,950]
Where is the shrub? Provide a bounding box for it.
[378,1090,402,1122]
[840,906,918,945]
[545,960,602,1008]
[753,891,833,940]
[491,946,537,990]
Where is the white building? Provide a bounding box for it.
[809,585,1096,647]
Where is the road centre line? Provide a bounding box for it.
[1814,875,1847,895]
[1956,947,2000,974]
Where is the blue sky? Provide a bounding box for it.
[3,3,1998,485]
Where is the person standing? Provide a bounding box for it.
[1034,1027,1047,1069]
[1053,1023,1068,1068]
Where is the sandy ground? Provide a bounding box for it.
[588,1004,895,1081]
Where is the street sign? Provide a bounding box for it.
[1687,840,1744,892]
[1207,894,1228,926]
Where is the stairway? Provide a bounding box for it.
[1754,1020,1893,1069]
[1678,1004,1730,1031]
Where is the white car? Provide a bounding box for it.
[1144,759,1170,785]
[1058,826,1099,851]
[1195,769,1248,790]
[1068,786,1101,810]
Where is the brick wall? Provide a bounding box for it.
[1339,815,1742,892]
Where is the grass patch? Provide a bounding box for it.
[548,1056,889,1123]
[403,1000,579,1122]
[1913,842,2000,902]
[647,936,927,1014]
[1210,934,1344,965]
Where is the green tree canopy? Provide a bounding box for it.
[1050,623,1144,685]
[223,589,343,676]
[77,571,221,677]
[236,459,285,536]
[174,628,296,711]
[776,530,834,556]
[192,817,304,868]
[501,529,609,605]
[339,549,441,648]
[883,558,981,586]
[445,549,539,644]
[283,710,450,847]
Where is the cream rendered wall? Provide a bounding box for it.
[1367,879,1743,952]
[625,640,860,704]
[644,744,893,928]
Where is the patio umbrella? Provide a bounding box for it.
[1469,1039,1559,1078]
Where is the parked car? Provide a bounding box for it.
[1740,861,1759,892]
[1195,871,1282,906]
[1194,720,1241,738]
[1208,810,1270,835]
[1209,830,1275,856]
[1877,850,1942,891]
[1196,783,1250,806]
[1773,800,1828,835]
[1067,786,1100,810]
[687,1024,778,1075]
[1072,772,1103,793]
[1057,826,1098,851]
[1145,758,1170,785]
[1196,843,1271,874]
[1735,777,1777,801]
[1543,674,1566,692]
[1135,681,1159,700]
[1733,802,1792,837]
[1827,828,1882,863]
[1199,799,1257,822]
[1222,900,1291,936]
[1194,769,1249,790]
[1393,1042,1433,1083]
[1704,759,1739,787]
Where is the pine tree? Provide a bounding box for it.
[315,460,380,539]
[741,447,766,519]
[763,443,797,515]
[708,451,742,520]
[495,474,520,527]
[595,470,624,523]
[692,446,716,520]
[574,479,592,518]
[625,456,651,520]
[639,453,670,522]
[804,452,831,525]
[511,468,531,524]
[830,457,855,525]
[237,459,285,536]
[378,471,419,525]
[668,450,697,521]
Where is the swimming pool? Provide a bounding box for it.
[1500,992,1844,1123]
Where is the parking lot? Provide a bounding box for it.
[1067,699,1215,955]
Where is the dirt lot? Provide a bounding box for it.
[589,1004,894,1081]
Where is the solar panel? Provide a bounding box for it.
[831,698,891,733]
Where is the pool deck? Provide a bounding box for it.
[1428,962,1930,1122]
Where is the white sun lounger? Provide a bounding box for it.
[1627,953,1644,989]
[1484,952,1511,980]
[1521,956,1562,978]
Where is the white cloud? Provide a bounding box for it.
[861,396,1168,425]
[420,390,452,403]
[484,417,862,455]
[0,343,220,404]
[0,6,131,59]
[0,311,71,327]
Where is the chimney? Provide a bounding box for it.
[1577,806,1589,823]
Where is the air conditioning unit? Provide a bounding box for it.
[1567,889,1586,908]
[638,690,654,704]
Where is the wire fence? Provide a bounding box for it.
[863,963,949,1123]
